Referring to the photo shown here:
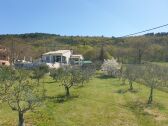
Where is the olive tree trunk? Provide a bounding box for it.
[65,86,70,97]
[18,111,24,126]
[129,81,133,90]
[148,86,154,104]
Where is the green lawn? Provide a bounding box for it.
[0,73,168,126]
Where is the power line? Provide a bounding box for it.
[121,23,168,38]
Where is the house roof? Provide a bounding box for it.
[71,55,83,59]
[43,50,71,55]
[74,60,92,64]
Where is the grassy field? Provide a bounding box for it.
[0,72,168,126]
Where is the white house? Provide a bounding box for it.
[42,50,84,68]
[42,50,71,64]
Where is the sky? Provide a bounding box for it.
[0,0,168,37]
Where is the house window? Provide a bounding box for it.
[46,56,50,63]
[62,56,66,63]
[53,56,66,63]
[56,56,61,62]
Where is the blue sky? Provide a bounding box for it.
[0,0,168,37]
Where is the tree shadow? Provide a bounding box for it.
[128,89,139,93]
[124,100,166,116]
[114,89,128,94]
[96,75,115,79]
[45,94,79,103]
[124,100,151,119]
[114,88,139,94]
[125,100,147,110]
[119,83,127,86]
[43,81,56,84]
[146,101,166,110]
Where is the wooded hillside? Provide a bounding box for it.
[0,33,168,63]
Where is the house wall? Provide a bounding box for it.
[0,46,10,66]
[0,60,10,66]
[42,51,72,64]
[62,51,72,64]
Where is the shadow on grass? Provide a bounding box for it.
[43,81,56,84]
[146,101,166,110]
[114,89,128,94]
[124,100,153,124]
[45,94,79,103]
[128,89,139,93]
[114,88,139,94]
[124,100,168,125]
[124,100,166,118]
[119,83,127,86]
[96,75,115,79]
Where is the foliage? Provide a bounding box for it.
[0,66,16,101]
[80,64,96,85]
[121,63,168,104]
[50,67,82,97]
[50,67,64,82]
[83,48,97,61]
[140,64,168,104]
[101,58,121,77]
[128,37,150,64]
[31,64,49,83]
[1,33,168,63]
[122,64,141,90]
[0,68,45,126]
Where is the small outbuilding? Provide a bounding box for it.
[70,55,84,65]
[0,45,10,66]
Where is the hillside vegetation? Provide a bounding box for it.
[0,33,168,63]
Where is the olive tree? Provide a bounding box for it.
[80,64,96,86]
[122,64,141,90]
[0,66,15,100]
[142,64,168,104]
[0,67,45,126]
[31,64,49,84]
[50,67,82,97]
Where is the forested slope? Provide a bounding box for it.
[0,33,168,63]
